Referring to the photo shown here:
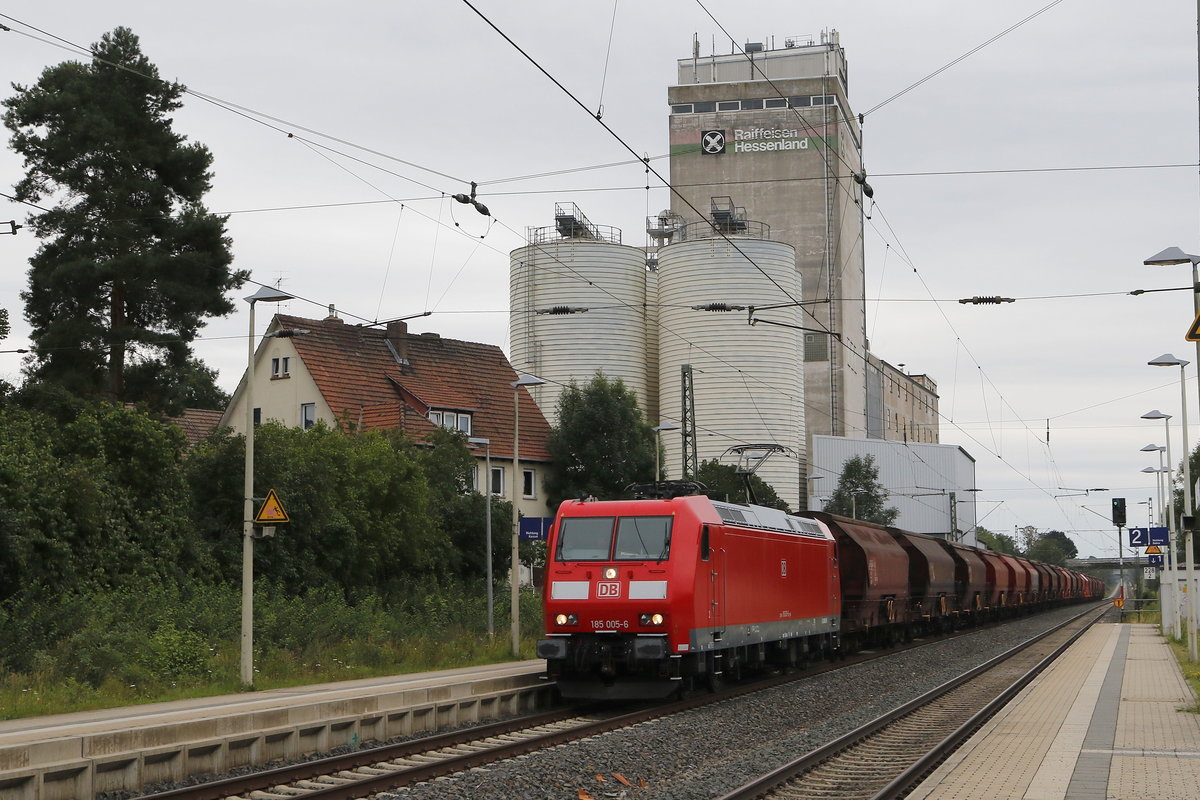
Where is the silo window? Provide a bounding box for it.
[742,98,764,110]
[692,101,716,113]
[789,96,812,107]
[717,101,739,111]
[764,98,787,109]
[671,104,693,114]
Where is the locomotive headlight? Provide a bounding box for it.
[604,567,618,579]
[639,613,666,626]
[555,613,578,626]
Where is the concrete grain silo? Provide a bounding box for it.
[509,204,652,425]
[656,210,805,508]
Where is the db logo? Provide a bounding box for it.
[597,582,621,598]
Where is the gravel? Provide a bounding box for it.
[382,605,1112,800]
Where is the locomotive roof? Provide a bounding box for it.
[708,500,831,539]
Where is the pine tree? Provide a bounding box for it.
[3,27,246,405]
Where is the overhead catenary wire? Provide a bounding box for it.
[1,11,1158,535]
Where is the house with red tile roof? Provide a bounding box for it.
[220,312,555,522]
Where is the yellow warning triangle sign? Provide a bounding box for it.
[1187,311,1200,342]
[254,488,290,523]
[1145,544,1162,555]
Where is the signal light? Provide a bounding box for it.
[1111,497,1126,526]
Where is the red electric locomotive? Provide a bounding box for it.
[537,492,840,700]
[538,490,1102,701]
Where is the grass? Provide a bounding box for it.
[0,582,547,721]
[1166,637,1200,713]
[0,631,542,720]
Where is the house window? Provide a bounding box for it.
[428,409,471,435]
[253,407,261,426]
[300,402,316,430]
[491,466,504,497]
[271,356,290,378]
[522,469,536,499]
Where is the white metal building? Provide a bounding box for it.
[809,435,978,544]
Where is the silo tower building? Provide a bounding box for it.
[667,32,869,455]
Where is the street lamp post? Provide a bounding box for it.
[241,286,294,686]
[850,487,866,520]
[805,474,823,512]
[468,437,494,636]
[509,374,545,658]
[653,423,680,482]
[1141,444,1168,527]
[1145,247,1200,413]
[1143,411,1180,640]
[1148,355,1197,661]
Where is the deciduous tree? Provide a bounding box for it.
[544,374,655,507]
[823,454,898,525]
[976,526,1020,555]
[695,458,790,511]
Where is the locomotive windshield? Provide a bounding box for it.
[556,516,673,561]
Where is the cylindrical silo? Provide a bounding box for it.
[509,210,651,426]
[657,233,805,508]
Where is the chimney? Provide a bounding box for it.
[386,320,410,368]
[324,304,343,323]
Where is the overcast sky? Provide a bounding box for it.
[2,1,1198,558]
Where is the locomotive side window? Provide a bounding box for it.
[700,526,710,561]
[556,517,615,561]
[614,516,672,561]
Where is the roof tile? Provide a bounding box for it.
[274,314,552,461]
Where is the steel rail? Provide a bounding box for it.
[713,602,1109,800]
[135,602,1105,800]
[868,605,1109,800]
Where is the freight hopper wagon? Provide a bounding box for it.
[537,494,841,700]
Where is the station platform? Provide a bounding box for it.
[909,622,1200,800]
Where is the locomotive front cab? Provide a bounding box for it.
[538,501,695,699]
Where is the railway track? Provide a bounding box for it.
[714,603,1109,800]
[134,709,612,800]
[130,605,1105,800]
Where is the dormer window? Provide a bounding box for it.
[428,409,471,435]
[271,356,290,378]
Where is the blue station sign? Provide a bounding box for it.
[1128,527,1169,548]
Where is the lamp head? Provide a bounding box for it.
[245,286,294,304]
[1148,353,1190,368]
[1140,443,1165,452]
[1141,409,1172,421]
[1144,246,1200,266]
[511,374,546,388]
